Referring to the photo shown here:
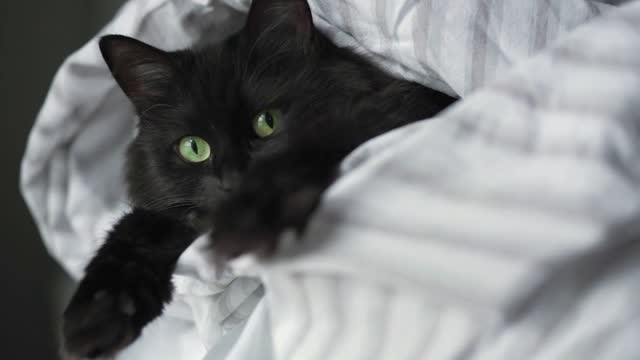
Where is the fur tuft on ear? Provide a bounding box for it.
[245,0,314,50]
[99,35,175,112]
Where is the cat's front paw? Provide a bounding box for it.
[63,289,138,359]
[212,179,325,259]
[62,264,166,359]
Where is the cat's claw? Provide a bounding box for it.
[63,290,139,359]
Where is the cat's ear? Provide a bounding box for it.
[245,0,314,50]
[99,35,175,111]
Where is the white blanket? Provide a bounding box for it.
[20,0,640,359]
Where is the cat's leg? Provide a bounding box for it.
[62,208,197,359]
[211,153,337,258]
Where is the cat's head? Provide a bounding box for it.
[100,0,422,230]
[99,0,325,227]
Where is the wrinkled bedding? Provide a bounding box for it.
[20,0,640,359]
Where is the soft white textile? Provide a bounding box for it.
[20,0,640,359]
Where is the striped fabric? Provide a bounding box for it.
[224,0,614,96]
[19,0,640,359]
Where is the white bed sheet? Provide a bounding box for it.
[20,0,640,359]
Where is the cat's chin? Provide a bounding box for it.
[184,209,214,234]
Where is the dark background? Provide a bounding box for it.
[0,1,124,358]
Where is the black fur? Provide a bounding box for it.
[63,210,194,358]
[63,0,456,357]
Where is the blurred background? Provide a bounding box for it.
[0,1,124,358]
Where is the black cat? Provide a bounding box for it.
[62,0,456,357]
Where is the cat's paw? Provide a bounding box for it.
[63,289,139,359]
[62,264,166,359]
[212,180,325,259]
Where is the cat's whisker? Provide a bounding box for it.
[141,195,203,210]
[181,204,202,216]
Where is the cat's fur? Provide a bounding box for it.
[62,0,456,357]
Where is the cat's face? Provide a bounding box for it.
[100,0,341,227]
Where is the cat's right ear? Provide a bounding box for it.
[245,0,314,51]
[99,35,175,111]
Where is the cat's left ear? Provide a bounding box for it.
[99,35,176,112]
[245,0,314,50]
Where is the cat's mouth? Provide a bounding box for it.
[182,185,236,233]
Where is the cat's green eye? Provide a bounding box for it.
[178,136,211,163]
[252,109,282,138]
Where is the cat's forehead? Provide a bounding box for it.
[161,33,322,133]
[175,53,242,111]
